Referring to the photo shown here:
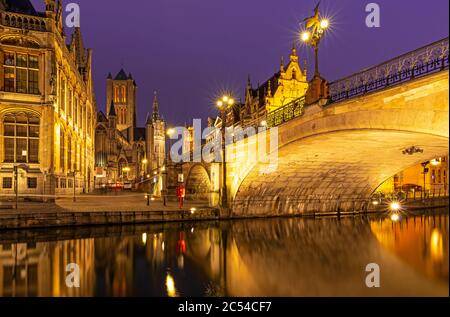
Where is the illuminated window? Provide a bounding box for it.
[60,78,66,113]
[68,87,73,118]
[60,129,65,171]
[2,52,39,94]
[2,112,39,163]
[67,135,72,171]
[121,86,127,103]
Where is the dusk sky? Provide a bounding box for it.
[31,0,449,128]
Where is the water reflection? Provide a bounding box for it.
[0,211,447,297]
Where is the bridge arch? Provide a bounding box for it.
[231,71,449,215]
[185,163,212,201]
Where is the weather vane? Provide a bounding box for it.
[301,2,329,78]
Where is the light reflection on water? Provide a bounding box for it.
[0,211,447,297]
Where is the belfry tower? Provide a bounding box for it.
[145,91,166,173]
[106,69,137,141]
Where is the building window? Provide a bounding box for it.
[27,177,37,189]
[121,86,127,103]
[68,87,73,118]
[67,135,72,171]
[2,177,12,189]
[74,97,79,126]
[2,112,39,163]
[68,179,73,188]
[60,129,65,172]
[60,178,66,188]
[60,78,66,113]
[3,52,39,94]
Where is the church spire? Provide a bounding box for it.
[152,91,160,121]
[290,44,298,63]
[280,56,285,73]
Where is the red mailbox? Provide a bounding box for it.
[176,185,185,208]
[176,185,185,198]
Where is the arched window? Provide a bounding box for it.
[60,129,65,172]
[67,135,72,171]
[292,69,297,80]
[2,112,40,163]
[121,86,127,103]
[114,86,119,103]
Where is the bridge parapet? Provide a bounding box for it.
[329,37,449,103]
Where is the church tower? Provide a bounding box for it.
[145,91,166,174]
[106,69,137,141]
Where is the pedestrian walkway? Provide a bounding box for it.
[0,192,212,215]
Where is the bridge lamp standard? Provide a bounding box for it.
[301,5,330,78]
[217,95,235,209]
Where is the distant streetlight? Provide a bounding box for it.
[217,94,235,209]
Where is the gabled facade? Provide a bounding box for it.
[239,46,309,128]
[0,0,96,200]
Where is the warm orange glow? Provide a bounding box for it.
[301,31,310,42]
[430,229,444,261]
[167,128,175,137]
[390,213,400,222]
[166,273,177,297]
[390,201,401,211]
[430,158,441,166]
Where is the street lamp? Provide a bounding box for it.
[217,94,235,209]
[301,4,330,78]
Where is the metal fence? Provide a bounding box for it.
[267,97,305,128]
[329,37,449,103]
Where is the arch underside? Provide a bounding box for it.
[186,164,211,201]
[233,129,449,215]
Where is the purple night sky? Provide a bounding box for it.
[31,0,449,128]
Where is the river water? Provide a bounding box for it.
[0,210,447,297]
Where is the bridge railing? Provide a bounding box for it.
[329,37,449,103]
[267,97,305,128]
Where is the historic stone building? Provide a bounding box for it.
[208,46,309,135]
[94,71,166,190]
[228,46,309,129]
[0,0,96,201]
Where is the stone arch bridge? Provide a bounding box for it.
[180,38,449,215]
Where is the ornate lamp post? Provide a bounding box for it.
[217,95,235,209]
[301,3,329,78]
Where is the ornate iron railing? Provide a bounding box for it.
[329,38,449,103]
[267,97,305,127]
